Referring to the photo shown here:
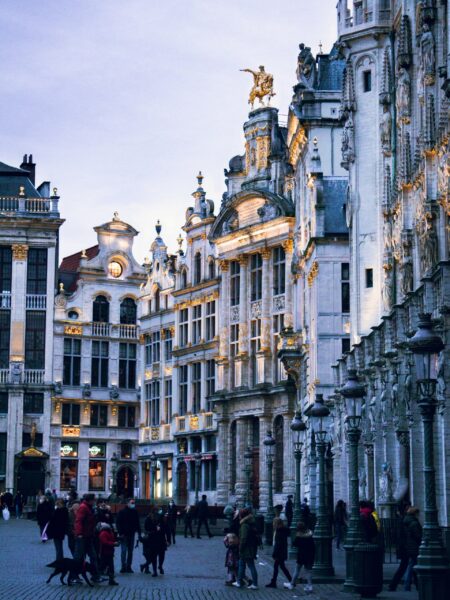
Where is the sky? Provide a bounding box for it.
[0,0,337,262]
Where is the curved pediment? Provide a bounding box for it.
[209,190,293,239]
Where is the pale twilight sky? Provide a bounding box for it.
[0,0,337,262]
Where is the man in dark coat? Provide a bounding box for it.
[36,495,53,536]
[285,496,293,528]
[116,498,141,573]
[403,507,422,591]
[47,498,69,560]
[167,500,178,544]
[196,495,212,539]
[232,509,259,589]
[74,493,101,583]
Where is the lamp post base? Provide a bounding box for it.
[343,544,355,592]
[312,534,335,578]
[264,514,274,546]
[416,564,449,600]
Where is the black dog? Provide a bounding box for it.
[46,558,94,586]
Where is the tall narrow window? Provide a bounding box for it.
[250,318,262,386]
[179,309,189,347]
[151,331,161,364]
[363,70,372,92]
[120,298,137,325]
[205,300,216,341]
[93,295,109,322]
[194,252,202,284]
[154,289,160,312]
[164,379,172,422]
[206,360,215,412]
[145,334,152,365]
[91,341,108,388]
[164,329,173,361]
[192,362,201,414]
[208,259,215,280]
[0,247,12,293]
[25,311,46,368]
[147,381,160,426]
[250,254,262,301]
[119,343,137,389]
[26,248,47,294]
[0,312,11,369]
[192,305,202,344]
[230,261,240,306]
[90,404,108,427]
[62,403,80,425]
[24,392,44,414]
[273,247,286,295]
[63,337,81,386]
[366,268,374,288]
[0,247,12,368]
[118,405,135,428]
[230,323,239,359]
[180,268,187,288]
[179,365,188,416]
[341,263,350,313]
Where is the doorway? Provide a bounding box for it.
[177,461,187,505]
[17,460,45,502]
[116,466,135,499]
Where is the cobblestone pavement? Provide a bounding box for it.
[0,519,419,600]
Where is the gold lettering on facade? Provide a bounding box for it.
[62,426,81,437]
[64,325,83,336]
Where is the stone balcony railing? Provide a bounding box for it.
[0,196,59,215]
[0,292,11,309]
[89,322,139,339]
[140,413,215,443]
[337,0,391,35]
[26,294,47,310]
[0,368,46,385]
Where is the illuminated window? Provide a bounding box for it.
[108,261,122,278]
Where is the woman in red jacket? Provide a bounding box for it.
[98,523,119,586]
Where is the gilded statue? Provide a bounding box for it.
[240,66,275,109]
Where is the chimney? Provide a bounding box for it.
[20,153,36,185]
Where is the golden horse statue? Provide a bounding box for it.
[240,66,275,109]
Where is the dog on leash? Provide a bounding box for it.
[46,558,94,586]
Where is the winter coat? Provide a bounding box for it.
[142,517,167,558]
[183,507,193,524]
[285,500,293,522]
[403,514,422,558]
[334,504,348,525]
[74,501,96,538]
[95,507,114,527]
[37,500,53,528]
[167,504,178,526]
[116,506,141,537]
[196,499,209,519]
[360,507,378,542]
[239,514,258,561]
[293,530,315,568]
[99,527,116,558]
[272,525,290,561]
[47,506,69,540]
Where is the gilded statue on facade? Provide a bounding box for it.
[240,66,275,109]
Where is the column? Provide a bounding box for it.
[234,419,248,504]
[216,418,230,504]
[258,249,272,384]
[235,254,249,387]
[282,239,294,325]
[217,260,230,390]
[259,415,271,511]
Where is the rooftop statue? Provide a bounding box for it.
[240,65,275,109]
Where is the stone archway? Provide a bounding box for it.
[116,465,135,499]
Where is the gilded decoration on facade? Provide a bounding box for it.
[64,325,83,336]
[307,261,319,287]
[240,66,275,109]
[62,426,80,437]
[256,136,270,170]
[11,244,28,261]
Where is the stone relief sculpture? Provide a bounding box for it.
[240,66,275,109]
[379,462,394,501]
[341,113,355,167]
[257,201,280,222]
[296,43,316,88]
[380,106,392,153]
[382,264,394,311]
[421,23,435,84]
[397,68,411,123]
[400,256,413,296]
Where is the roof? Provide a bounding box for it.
[323,179,348,235]
[0,161,41,197]
[316,54,345,91]
[59,245,99,292]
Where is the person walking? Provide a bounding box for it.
[300,497,311,528]
[196,494,212,539]
[389,505,410,592]
[285,495,293,528]
[141,512,158,576]
[116,498,141,573]
[266,517,292,588]
[47,498,69,561]
[36,495,53,538]
[67,502,80,557]
[334,499,348,549]
[183,505,194,538]
[156,512,169,574]
[14,491,24,519]
[73,493,101,584]
[98,523,119,586]
[232,508,259,590]
[284,521,315,592]
[403,507,422,591]
[224,531,239,585]
[167,500,178,544]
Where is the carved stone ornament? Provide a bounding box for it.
[415,200,438,274]
[341,113,355,168]
[380,106,392,154]
[307,261,319,287]
[397,15,412,69]
[256,136,270,170]
[420,23,435,85]
[396,68,411,123]
[251,300,262,318]
[257,201,280,222]
[230,305,239,323]
[12,244,28,261]
[273,295,285,312]
[378,461,394,502]
[296,43,316,88]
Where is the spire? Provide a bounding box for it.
[155,220,162,236]
[310,137,322,173]
[197,171,204,188]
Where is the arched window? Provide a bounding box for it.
[120,298,137,325]
[194,252,202,285]
[180,268,187,289]
[208,258,215,280]
[274,415,284,493]
[93,295,109,323]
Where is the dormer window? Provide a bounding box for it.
[108,261,122,278]
[194,252,202,285]
[180,268,188,289]
[208,259,215,280]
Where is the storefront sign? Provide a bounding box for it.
[89,443,106,458]
[60,443,78,458]
[62,426,80,437]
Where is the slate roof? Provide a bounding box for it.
[0,161,41,197]
[316,54,345,91]
[323,179,348,235]
[59,245,100,292]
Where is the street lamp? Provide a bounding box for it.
[340,369,365,591]
[244,446,253,507]
[150,451,157,502]
[408,313,448,600]
[110,452,118,499]
[290,412,306,533]
[194,451,202,504]
[263,430,276,545]
[309,394,334,577]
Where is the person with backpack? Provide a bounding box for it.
[359,500,378,542]
[232,509,259,590]
[284,521,316,592]
[266,517,292,588]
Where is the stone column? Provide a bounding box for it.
[234,255,249,387]
[234,419,248,505]
[365,444,375,501]
[257,249,272,384]
[259,415,272,512]
[217,260,230,390]
[282,239,294,325]
[216,418,229,504]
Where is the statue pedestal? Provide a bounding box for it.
[378,501,397,519]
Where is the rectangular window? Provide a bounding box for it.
[164,379,172,422]
[145,334,152,365]
[152,331,161,364]
[0,393,8,414]
[273,246,286,296]
[179,365,188,416]
[88,459,105,491]
[250,253,262,301]
[366,268,374,288]
[204,456,217,491]
[179,308,189,347]
[26,248,47,294]
[341,262,350,313]
[164,329,173,361]
[192,305,202,345]
[119,343,137,389]
[63,337,81,386]
[230,261,240,306]
[205,301,216,341]
[192,362,201,414]
[0,311,11,369]
[230,323,239,358]
[91,341,108,388]
[22,432,43,447]
[25,310,46,368]
[0,247,12,293]
[0,433,6,478]
[60,459,78,490]
[342,337,351,354]
[118,405,136,428]
[147,380,160,426]
[61,403,80,425]
[90,404,108,427]
[363,70,372,92]
[24,392,44,414]
[206,360,215,411]
[251,318,262,386]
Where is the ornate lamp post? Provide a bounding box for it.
[150,451,157,502]
[340,369,365,591]
[110,451,118,499]
[309,394,334,577]
[244,446,253,506]
[290,412,306,531]
[408,313,448,600]
[263,430,276,545]
[194,451,202,504]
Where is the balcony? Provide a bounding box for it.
[176,413,214,433]
[117,324,139,339]
[89,323,139,339]
[26,294,47,310]
[24,369,45,384]
[0,369,9,384]
[0,196,59,215]
[140,423,173,443]
[0,292,11,309]
[0,368,45,385]
[91,322,111,337]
